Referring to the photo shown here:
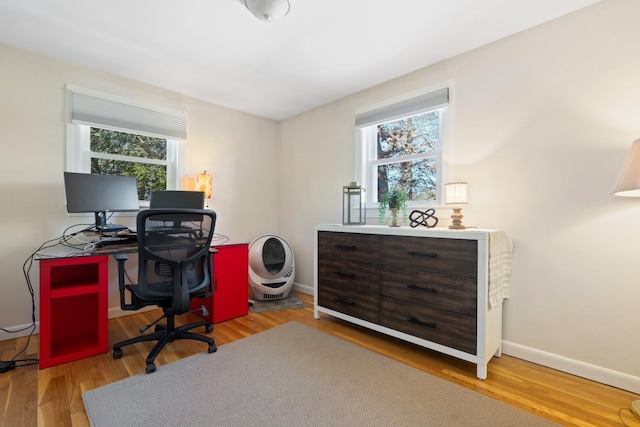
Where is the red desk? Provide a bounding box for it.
[38,242,248,369]
[191,243,249,324]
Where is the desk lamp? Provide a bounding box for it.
[612,138,640,421]
[445,182,468,229]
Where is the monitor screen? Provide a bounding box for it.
[150,190,204,209]
[64,172,140,232]
[149,191,205,227]
[64,172,140,213]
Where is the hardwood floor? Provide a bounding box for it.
[0,291,638,426]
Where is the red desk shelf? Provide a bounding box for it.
[39,256,109,369]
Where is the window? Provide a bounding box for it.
[66,86,187,202]
[356,87,449,207]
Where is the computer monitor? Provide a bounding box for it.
[63,172,140,232]
[149,190,204,209]
[149,190,205,227]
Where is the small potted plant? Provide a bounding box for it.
[378,188,408,227]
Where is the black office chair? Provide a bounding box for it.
[112,208,217,374]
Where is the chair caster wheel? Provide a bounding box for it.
[208,343,217,353]
[205,324,213,333]
[113,348,123,359]
[146,363,157,374]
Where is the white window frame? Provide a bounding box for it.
[65,85,187,208]
[355,84,451,212]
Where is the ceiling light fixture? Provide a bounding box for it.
[244,0,293,22]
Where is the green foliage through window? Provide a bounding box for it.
[90,128,167,201]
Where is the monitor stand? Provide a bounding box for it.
[95,211,127,233]
[97,223,128,233]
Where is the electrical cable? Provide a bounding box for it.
[212,232,230,246]
[1,222,98,373]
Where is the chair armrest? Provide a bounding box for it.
[113,253,128,292]
[112,253,135,310]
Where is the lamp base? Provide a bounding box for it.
[631,399,640,419]
[449,207,466,230]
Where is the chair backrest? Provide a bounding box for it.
[136,209,217,314]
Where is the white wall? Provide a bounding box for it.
[0,42,279,334]
[278,0,640,392]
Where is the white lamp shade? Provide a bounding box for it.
[613,139,640,197]
[244,0,292,22]
[445,182,468,204]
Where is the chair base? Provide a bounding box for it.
[113,316,216,374]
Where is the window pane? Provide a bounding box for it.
[90,128,167,160]
[377,158,436,202]
[91,159,166,201]
[377,111,439,159]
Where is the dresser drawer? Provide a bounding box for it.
[380,297,477,354]
[381,266,477,316]
[318,258,380,292]
[318,286,380,324]
[318,232,381,264]
[381,236,477,278]
[317,258,380,323]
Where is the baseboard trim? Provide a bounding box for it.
[502,340,640,394]
[0,323,39,341]
[4,291,637,394]
[293,282,313,295]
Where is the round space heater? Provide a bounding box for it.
[249,235,295,301]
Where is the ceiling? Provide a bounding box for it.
[0,0,600,121]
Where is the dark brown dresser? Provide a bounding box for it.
[314,224,505,379]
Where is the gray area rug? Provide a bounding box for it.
[83,322,558,427]
[249,291,306,313]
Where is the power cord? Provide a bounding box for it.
[1,222,96,373]
[212,232,230,246]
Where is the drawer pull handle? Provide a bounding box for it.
[334,297,355,306]
[334,244,356,250]
[407,251,437,258]
[407,316,436,329]
[407,284,437,294]
[334,271,355,278]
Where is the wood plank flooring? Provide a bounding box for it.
[0,291,638,426]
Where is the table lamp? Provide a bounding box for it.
[195,171,212,199]
[445,182,468,229]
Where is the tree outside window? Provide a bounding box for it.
[89,128,169,201]
[376,111,440,202]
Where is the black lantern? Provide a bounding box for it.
[343,182,366,225]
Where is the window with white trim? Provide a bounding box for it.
[66,86,187,202]
[355,87,449,207]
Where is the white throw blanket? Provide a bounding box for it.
[488,231,513,309]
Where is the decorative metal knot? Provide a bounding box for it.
[409,209,439,228]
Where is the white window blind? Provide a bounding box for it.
[355,87,449,129]
[68,89,187,141]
